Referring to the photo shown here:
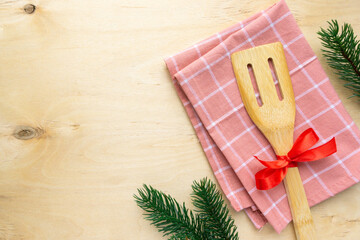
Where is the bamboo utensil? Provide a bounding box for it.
[231,42,316,240]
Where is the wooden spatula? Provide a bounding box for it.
[231,42,316,240]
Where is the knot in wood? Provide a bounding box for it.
[24,4,36,14]
[13,126,43,140]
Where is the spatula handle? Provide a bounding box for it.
[284,167,317,240]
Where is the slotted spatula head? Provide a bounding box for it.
[231,42,296,155]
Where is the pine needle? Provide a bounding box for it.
[192,178,239,240]
[318,20,360,98]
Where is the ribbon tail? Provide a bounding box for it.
[255,167,288,190]
[293,138,337,162]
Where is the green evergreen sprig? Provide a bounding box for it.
[318,20,360,98]
[191,178,238,240]
[134,184,206,240]
[134,178,239,240]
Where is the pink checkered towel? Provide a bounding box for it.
[165,0,360,233]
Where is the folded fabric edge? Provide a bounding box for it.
[245,208,268,230]
[167,63,257,210]
[164,57,274,231]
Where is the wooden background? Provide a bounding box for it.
[0,0,359,239]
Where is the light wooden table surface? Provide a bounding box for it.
[0,0,359,239]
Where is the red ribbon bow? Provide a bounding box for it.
[255,128,337,190]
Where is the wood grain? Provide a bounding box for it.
[0,0,359,239]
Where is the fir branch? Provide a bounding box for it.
[318,20,360,98]
[191,178,239,240]
[134,184,208,240]
[134,179,240,239]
